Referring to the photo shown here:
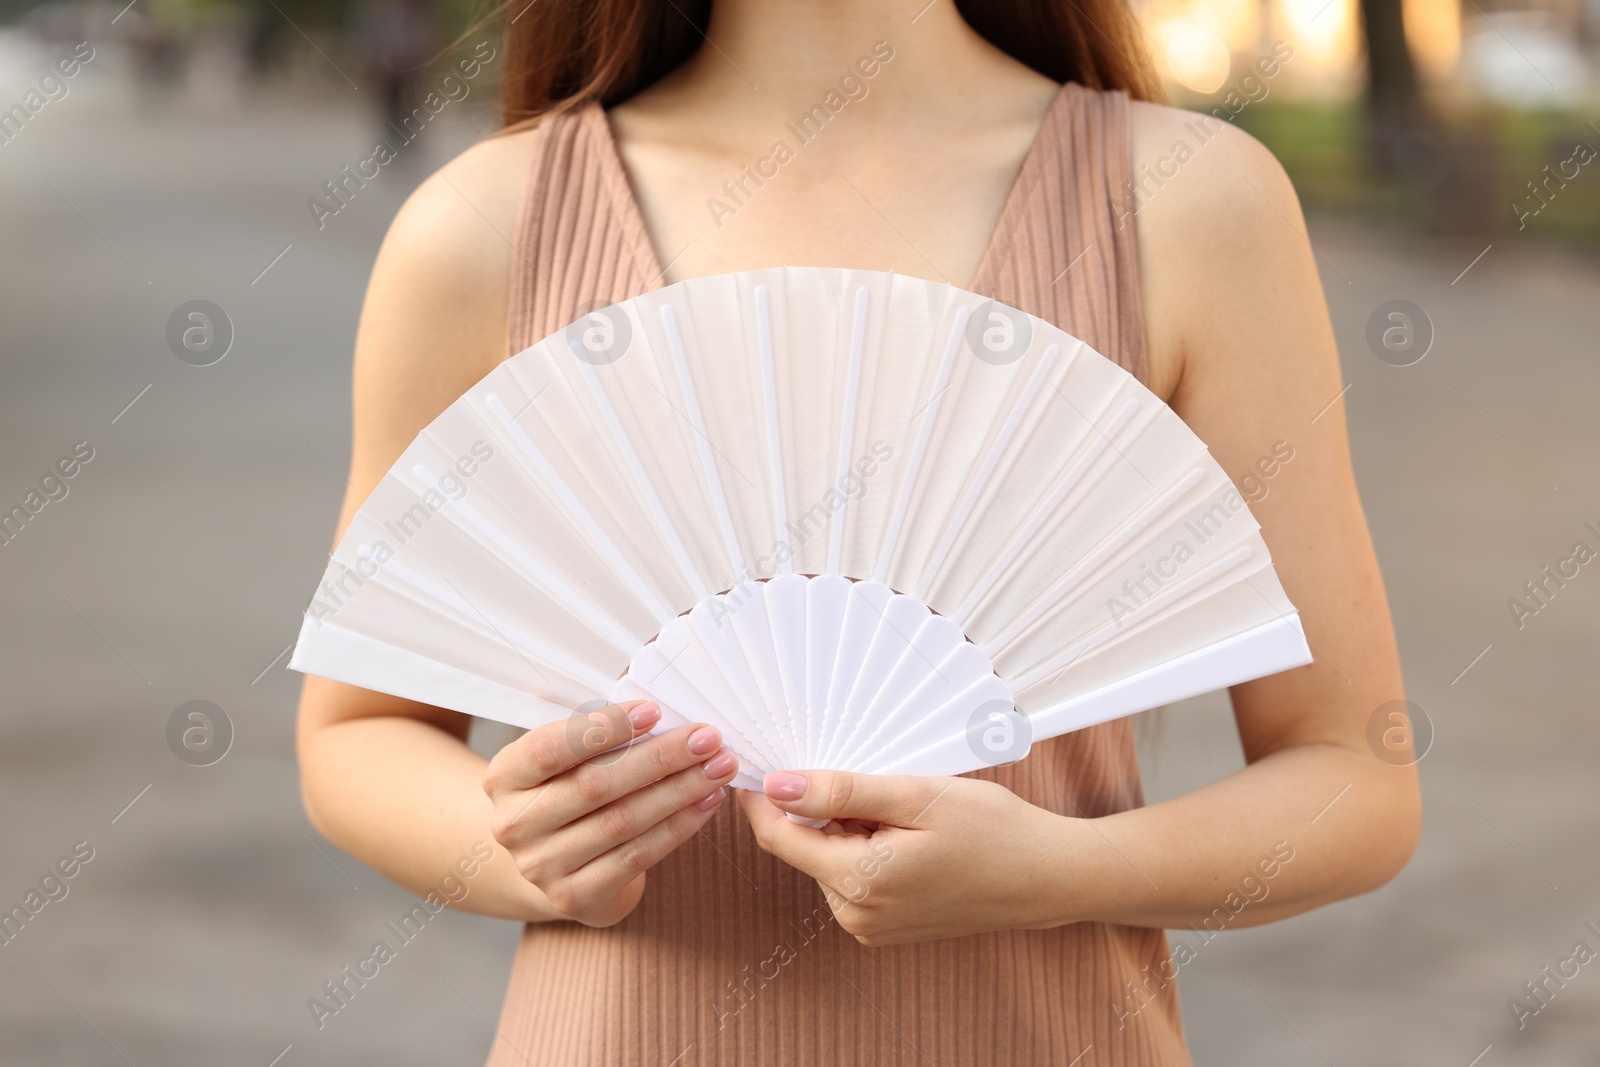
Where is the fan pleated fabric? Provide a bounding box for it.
[486,83,1191,1066]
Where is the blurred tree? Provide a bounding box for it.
[1356,0,1422,174]
[237,0,354,75]
[228,0,477,78]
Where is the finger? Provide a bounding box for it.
[547,747,741,871]
[736,788,848,878]
[485,700,660,795]
[739,792,898,913]
[760,770,950,827]
[568,785,727,905]
[542,722,726,827]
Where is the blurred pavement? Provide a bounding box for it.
[1,29,1597,1067]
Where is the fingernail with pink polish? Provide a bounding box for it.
[764,772,808,801]
[687,725,721,755]
[627,703,660,730]
[702,749,738,779]
[694,788,725,813]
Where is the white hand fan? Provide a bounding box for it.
[290,267,1310,792]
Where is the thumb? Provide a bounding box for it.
[762,770,946,827]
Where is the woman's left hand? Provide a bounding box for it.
[736,771,1075,946]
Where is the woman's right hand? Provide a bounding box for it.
[484,701,737,927]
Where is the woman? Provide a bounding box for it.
[297,1,1421,1063]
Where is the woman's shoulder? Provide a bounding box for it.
[1124,99,1293,212]
[1122,98,1304,273]
[348,126,544,472]
[359,125,543,374]
[1121,98,1308,400]
[380,125,543,298]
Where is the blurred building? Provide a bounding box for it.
[1141,0,1597,106]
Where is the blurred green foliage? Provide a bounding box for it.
[1484,108,1600,245]
[1234,105,1414,219]
[1235,102,1600,247]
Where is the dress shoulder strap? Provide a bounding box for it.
[507,105,661,355]
[970,83,1148,385]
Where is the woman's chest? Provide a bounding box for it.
[607,105,1048,293]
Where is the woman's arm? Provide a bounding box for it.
[1108,103,1421,924]
[295,132,549,920]
[298,132,738,924]
[299,677,554,919]
[737,108,1420,945]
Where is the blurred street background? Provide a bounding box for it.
[0,0,1596,1064]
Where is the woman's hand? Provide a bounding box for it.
[485,701,739,927]
[737,771,1073,946]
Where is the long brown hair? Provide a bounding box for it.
[492,0,1162,129]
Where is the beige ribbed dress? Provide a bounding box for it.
[488,82,1191,1067]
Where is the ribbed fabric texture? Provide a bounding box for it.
[506,99,662,349]
[491,83,1190,1067]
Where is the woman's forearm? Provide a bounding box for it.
[1047,741,1419,932]
[299,711,560,923]
[299,703,1417,936]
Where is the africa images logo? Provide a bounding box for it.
[307,41,497,230]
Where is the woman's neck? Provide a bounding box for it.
[604,0,1064,288]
